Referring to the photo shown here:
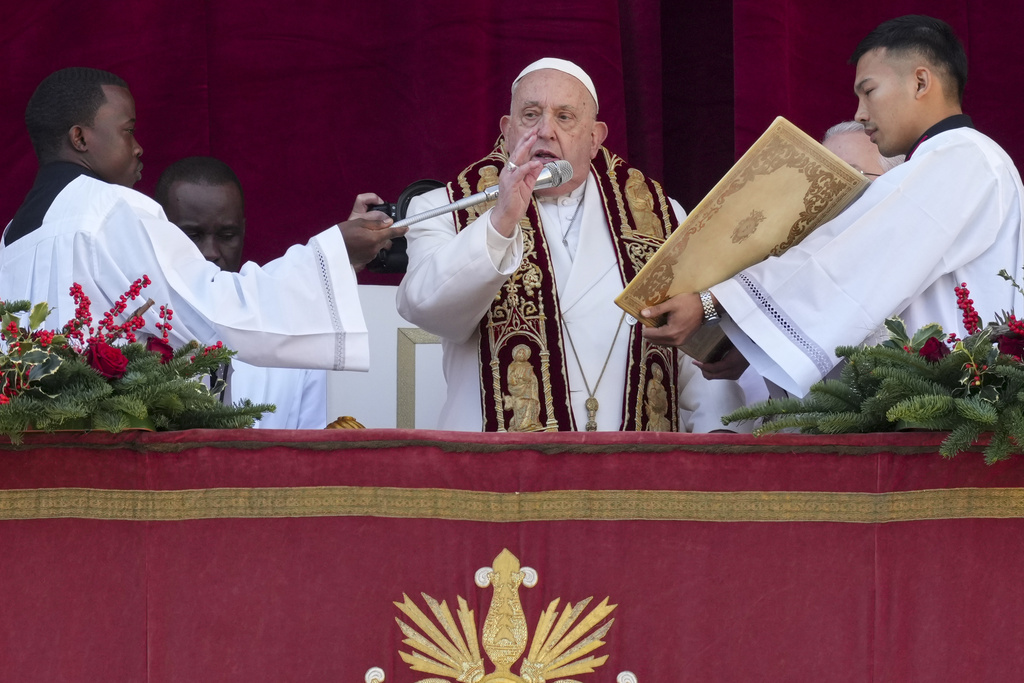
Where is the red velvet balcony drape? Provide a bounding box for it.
[2,429,1023,681]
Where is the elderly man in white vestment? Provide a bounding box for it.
[1,67,406,373]
[644,15,1024,398]
[396,58,747,432]
[822,121,904,179]
[156,156,328,429]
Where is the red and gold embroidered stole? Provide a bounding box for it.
[450,142,680,431]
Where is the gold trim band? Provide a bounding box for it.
[2,486,1023,523]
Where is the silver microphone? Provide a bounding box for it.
[391,160,574,229]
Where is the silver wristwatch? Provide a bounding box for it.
[699,290,720,326]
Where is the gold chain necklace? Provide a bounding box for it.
[561,311,627,431]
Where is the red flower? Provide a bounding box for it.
[146,336,174,364]
[85,341,129,379]
[996,333,1024,360]
[918,337,950,362]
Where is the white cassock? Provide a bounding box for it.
[712,127,1024,396]
[0,175,368,372]
[227,361,327,429]
[396,174,749,433]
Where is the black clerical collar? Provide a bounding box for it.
[5,162,100,246]
[905,114,974,160]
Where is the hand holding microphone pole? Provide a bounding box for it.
[390,159,574,230]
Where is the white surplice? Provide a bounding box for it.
[227,361,327,429]
[396,174,749,432]
[0,174,368,371]
[712,127,1024,396]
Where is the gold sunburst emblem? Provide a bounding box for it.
[393,548,616,683]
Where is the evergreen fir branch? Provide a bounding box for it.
[91,411,132,433]
[983,428,1015,465]
[168,400,272,431]
[855,344,935,372]
[723,397,807,425]
[938,423,986,459]
[805,380,862,412]
[859,392,904,422]
[885,394,955,424]
[0,300,32,316]
[952,396,999,424]
[871,366,950,397]
[97,395,150,421]
[815,412,872,434]
[751,413,829,435]
[0,282,275,441]
[1002,406,1024,454]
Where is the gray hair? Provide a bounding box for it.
[823,121,905,173]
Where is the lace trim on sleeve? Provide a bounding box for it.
[737,272,833,377]
[312,238,347,371]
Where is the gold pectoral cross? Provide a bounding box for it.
[585,397,599,431]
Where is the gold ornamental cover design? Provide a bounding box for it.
[614,115,870,361]
[393,549,616,682]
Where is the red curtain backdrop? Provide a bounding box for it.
[1,0,1020,272]
[732,1,1024,161]
[1,0,733,278]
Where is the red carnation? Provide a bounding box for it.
[86,341,129,379]
[918,336,950,363]
[996,333,1024,360]
[146,336,174,364]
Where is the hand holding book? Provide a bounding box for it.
[615,116,870,361]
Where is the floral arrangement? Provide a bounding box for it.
[723,270,1024,463]
[0,277,271,442]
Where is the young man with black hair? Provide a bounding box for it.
[156,156,327,429]
[643,15,1024,397]
[1,67,406,373]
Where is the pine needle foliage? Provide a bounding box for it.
[723,309,1024,464]
[0,284,273,444]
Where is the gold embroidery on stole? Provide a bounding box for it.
[453,142,681,431]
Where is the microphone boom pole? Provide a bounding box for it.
[391,160,573,229]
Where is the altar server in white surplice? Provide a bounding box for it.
[397,58,748,433]
[1,67,406,373]
[643,15,1024,398]
[155,156,327,429]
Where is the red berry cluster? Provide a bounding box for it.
[965,361,987,387]
[954,282,981,335]
[1,373,26,400]
[31,329,56,348]
[88,276,152,345]
[156,305,174,341]
[63,283,93,343]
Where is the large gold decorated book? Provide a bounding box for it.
[615,116,870,361]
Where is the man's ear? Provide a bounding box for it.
[68,125,88,152]
[499,114,511,141]
[590,120,609,157]
[914,66,933,99]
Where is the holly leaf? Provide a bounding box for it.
[885,317,910,346]
[0,313,21,341]
[28,302,51,331]
[909,322,945,350]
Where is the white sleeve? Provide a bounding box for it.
[396,188,523,343]
[101,192,368,371]
[711,131,1024,396]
